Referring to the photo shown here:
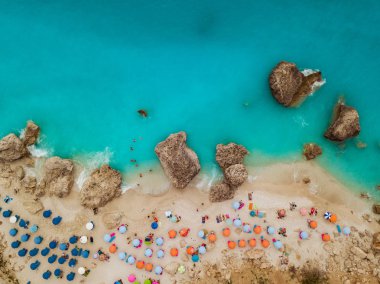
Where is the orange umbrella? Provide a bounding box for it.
[253,226,262,234]
[261,239,270,248]
[109,244,117,253]
[309,220,318,229]
[208,233,217,243]
[170,248,178,257]
[186,246,195,255]
[179,228,190,237]
[238,239,246,248]
[168,230,177,239]
[227,241,236,249]
[329,214,337,223]
[136,261,145,269]
[322,234,331,242]
[145,263,153,272]
[248,239,256,247]
[222,228,231,237]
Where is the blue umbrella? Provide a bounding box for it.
[118,252,126,260]
[191,254,199,262]
[157,249,165,258]
[18,248,28,257]
[11,240,21,249]
[232,201,240,210]
[343,226,351,236]
[233,219,242,227]
[81,250,89,259]
[42,270,51,280]
[198,230,205,238]
[103,234,111,243]
[198,246,206,255]
[274,240,283,250]
[21,234,30,242]
[151,222,158,230]
[58,256,67,264]
[66,272,75,281]
[154,266,163,275]
[29,248,39,257]
[30,225,39,233]
[71,247,79,256]
[127,255,135,264]
[118,225,127,234]
[41,247,50,256]
[300,231,309,240]
[43,210,52,218]
[2,210,12,218]
[19,219,29,228]
[52,216,62,225]
[9,228,18,237]
[155,237,164,246]
[48,254,57,264]
[250,211,256,217]
[49,240,57,249]
[30,260,40,270]
[54,268,62,277]
[132,239,140,247]
[68,258,77,267]
[267,226,275,235]
[69,236,78,244]
[59,243,68,251]
[34,236,43,244]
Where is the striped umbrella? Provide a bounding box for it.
[324,212,332,220]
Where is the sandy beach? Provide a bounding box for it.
[1,156,379,284]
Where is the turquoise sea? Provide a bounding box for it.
[0,1,379,196]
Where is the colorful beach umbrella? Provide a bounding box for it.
[69,236,78,244]
[118,252,126,260]
[192,254,200,262]
[232,201,240,210]
[151,222,158,230]
[30,225,39,233]
[11,240,21,249]
[267,226,275,235]
[30,260,40,270]
[249,210,256,217]
[243,224,251,233]
[144,248,153,257]
[41,247,50,256]
[103,234,111,243]
[58,256,67,264]
[86,221,94,231]
[198,246,206,255]
[59,243,68,251]
[18,248,28,257]
[71,247,80,256]
[9,215,18,224]
[43,210,52,218]
[274,240,283,250]
[127,255,136,264]
[66,272,75,281]
[128,274,136,283]
[21,234,30,242]
[300,231,309,240]
[49,240,58,249]
[222,228,231,237]
[19,219,28,228]
[154,266,163,275]
[52,216,62,225]
[34,236,43,245]
[68,258,77,267]
[9,228,18,237]
[119,225,127,234]
[80,236,88,244]
[343,227,351,236]
[42,270,51,280]
[198,230,205,238]
[78,267,86,275]
[132,239,140,247]
[233,219,242,227]
[54,268,62,277]
[3,210,12,218]
[29,248,39,257]
[324,212,332,220]
[155,237,164,246]
[81,250,90,258]
[48,254,57,264]
[157,249,165,258]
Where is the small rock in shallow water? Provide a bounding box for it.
[137,109,148,117]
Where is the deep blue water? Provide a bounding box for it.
[0,1,379,194]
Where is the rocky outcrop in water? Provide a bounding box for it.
[224,164,248,187]
[269,61,323,107]
[303,143,322,160]
[38,156,74,198]
[22,120,40,146]
[324,100,360,142]
[0,134,28,162]
[155,132,201,189]
[80,165,122,209]
[216,143,248,171]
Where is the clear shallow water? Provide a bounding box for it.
[0,1,379,194]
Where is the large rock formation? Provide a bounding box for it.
[38,157,74,198]
[22,121,40,146]
[80,165,122,209]
[0,134,28,162]
[373,204,380,214]
[324,100,360,142]
[155,132,200,189]
[303,143,322,160]
[224,164,248,187]
[269,61,323,107]
[209,181,235,202]
[216,143,248,171]
[373,232,380,253]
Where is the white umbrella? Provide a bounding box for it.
[80,236,88,244]
[165,211,172,217]
[78,267,85,275]
[9,216,17,224]
[85,222,94,231]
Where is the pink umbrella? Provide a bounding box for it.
[299,208,307,216]
[128,274,136,283]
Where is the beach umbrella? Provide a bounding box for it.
[59,243,68,251]
[43,210,52,218]
[170,248,178,257]
[192,254,199,262]
[86,222,94,231]
[322,234,331,242]
[157,249,165,258]
[253,225,262,234]
[227,241,236,249]
[343,227,351,236]
[299,207,308,216]
[261,239,270,248]
[128,274,136,283]
[82,250,89,258]
[151,222,158,230]
[324,211,332,220]
[232,201,240,210]
[258,211,265,218]
[145,248,153,257]
[54,268,62,277]
[300,231,309,240]
[29,248,39,257]
[71,247,79,256]
[80,236,88,244]
[118,252,126,260]
[178,264,186,274]
[222,228,231,237]
[78,267,86,275]
[52,216,62,225]
[198,230,205,238]
[198,246,206,255]
[274,240,283,250]
[154,266,163,275]
[329,214,337,223]
[144,280,152,284]
[145,263,153,272]
[11,240,21,249]
[30,225,39,233]
[249,239,257,247]
[243,224,251,233]
[9,228,18,237]
[18,248,28,257]
[49,241,57,249]
[41,247,50,256]
[233,219,242,227]
[68,258,77,267]
[155,237,164,246]
[69,236,78,244]
[66,272,75,281]
[109,244,117,253]
[132,239,141,247]
[136,261,145,269]
[19,219,28,228]
[42,270,52,280]
[225,218,233,226]
[58,256,67,264]
[238,239,246,248]
[309,220,318,229]
[208,233,217,243]
[10,216,17,224]
[168,230,177,239]
[267,226,275,235]
[127,255,136,264]
[170,216,177,223]
[186,246,195,255]
[3,210,12,218]
[250,211,256,217]
[119,225,127,234]
[48,254,57,264]
[103,234,111,243]
[34,236,43,245]
[21,234,30,242]
[30,260,40,270]
[179,228,190,237]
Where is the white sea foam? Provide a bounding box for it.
[301,69,327,96]
[195,166,221,192]
[292,115,309,128]
[27,145,51,158]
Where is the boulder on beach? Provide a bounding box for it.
[155,131,200,189]
[303,143,322,160]
[224,164,248,187]
[269,61,323,107]
[38,156,74,198]
[80,165,122,209]
[102,211,124,229]
[21,176,37,194]
[373,232,380,253]
[216,143,248,171]
[22,121,40,146]
[0,134,28,162]
[373,204,380,215]
[209,181,235,202]
[324,100,360,142]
